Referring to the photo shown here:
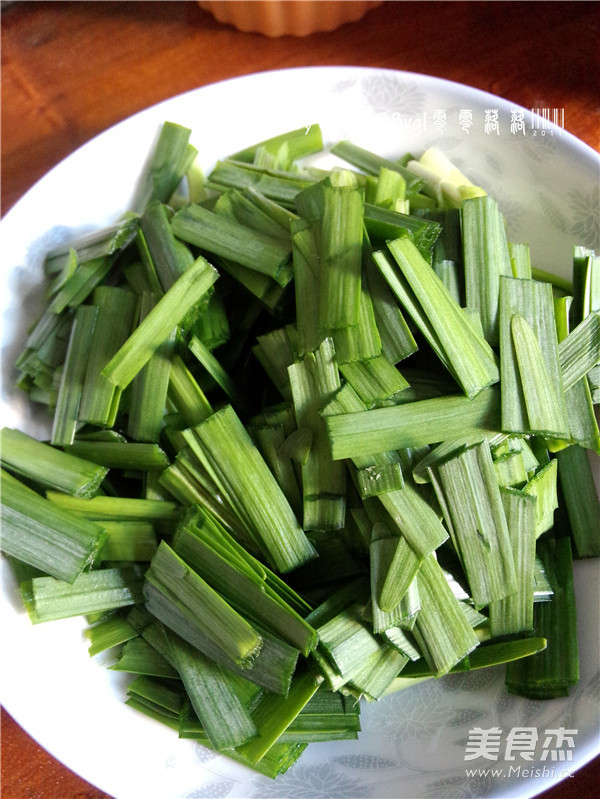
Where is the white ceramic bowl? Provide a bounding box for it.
[1,67,599,799]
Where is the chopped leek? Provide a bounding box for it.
[4,121,597,779]
[1,427,107,497]
[26,566,144,623]
[102,256,218,390]
[0,469,107,582]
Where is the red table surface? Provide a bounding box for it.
[1,2,599,797]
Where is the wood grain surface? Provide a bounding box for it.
[1,2,599,798]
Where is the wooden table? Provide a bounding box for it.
[1,2,599,797]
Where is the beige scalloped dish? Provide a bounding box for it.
[197,1,383,37]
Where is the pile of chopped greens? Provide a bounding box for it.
[2,122,599,778]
